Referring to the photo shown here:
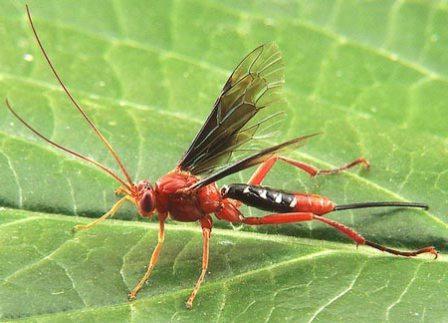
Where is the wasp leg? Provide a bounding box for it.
[115,186,130,196]
[248,155,369,185]
[128,213,167,300]
[72,196,129,233]
[313,157,370,176]
[240,212,437,258]
[186,216,212,309]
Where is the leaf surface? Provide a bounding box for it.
[0,0,447,321]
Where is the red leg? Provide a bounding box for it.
[314,157,370,176]
[242,212,314,225]
[313,215,437,258]
[248,155,370,185]
[248,155,278,185]
[186,216,213,309]
[128,213,168,300]
[240,212,437,258]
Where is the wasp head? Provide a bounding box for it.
[134,180,156,217]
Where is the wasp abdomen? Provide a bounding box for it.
[221,183,297,213]
[293,193,335,215]
[221,183,335,215]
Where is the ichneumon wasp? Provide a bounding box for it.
[5,5,437,309]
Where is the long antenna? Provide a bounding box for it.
[5,99,131,192]
[25,5,134,187]
[334,201,429,211]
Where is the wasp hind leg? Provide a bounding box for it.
[248,155,370,186]
[240,212,437,258]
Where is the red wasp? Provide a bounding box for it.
[6,6,437,309]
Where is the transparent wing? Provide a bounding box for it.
[178,43,284,175]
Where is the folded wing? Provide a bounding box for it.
[190,134,319,190]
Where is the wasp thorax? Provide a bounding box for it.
[136,180,156,217]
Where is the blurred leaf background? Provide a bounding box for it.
[0,0,447,321]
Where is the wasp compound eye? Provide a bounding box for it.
[138,189,155,217]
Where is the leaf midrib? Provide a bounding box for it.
[1,209,446,258]
[0,75,445,230]
[1,210,444,321]
[0,3,447,322]
[1,7,446,230]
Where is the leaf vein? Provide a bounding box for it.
[385,262,424,321]
[307,258,368,322]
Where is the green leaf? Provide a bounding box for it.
[0,0,447,321]
[1,209,447,322]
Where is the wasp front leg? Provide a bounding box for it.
[128,213,168,300]
[115,186,130,196]
[72,196,130,232]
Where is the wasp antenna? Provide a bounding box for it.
[25,5,134,187]
[5,98,131,191]
[334,201,429,211]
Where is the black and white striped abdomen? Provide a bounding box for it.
[221,183,296,213]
